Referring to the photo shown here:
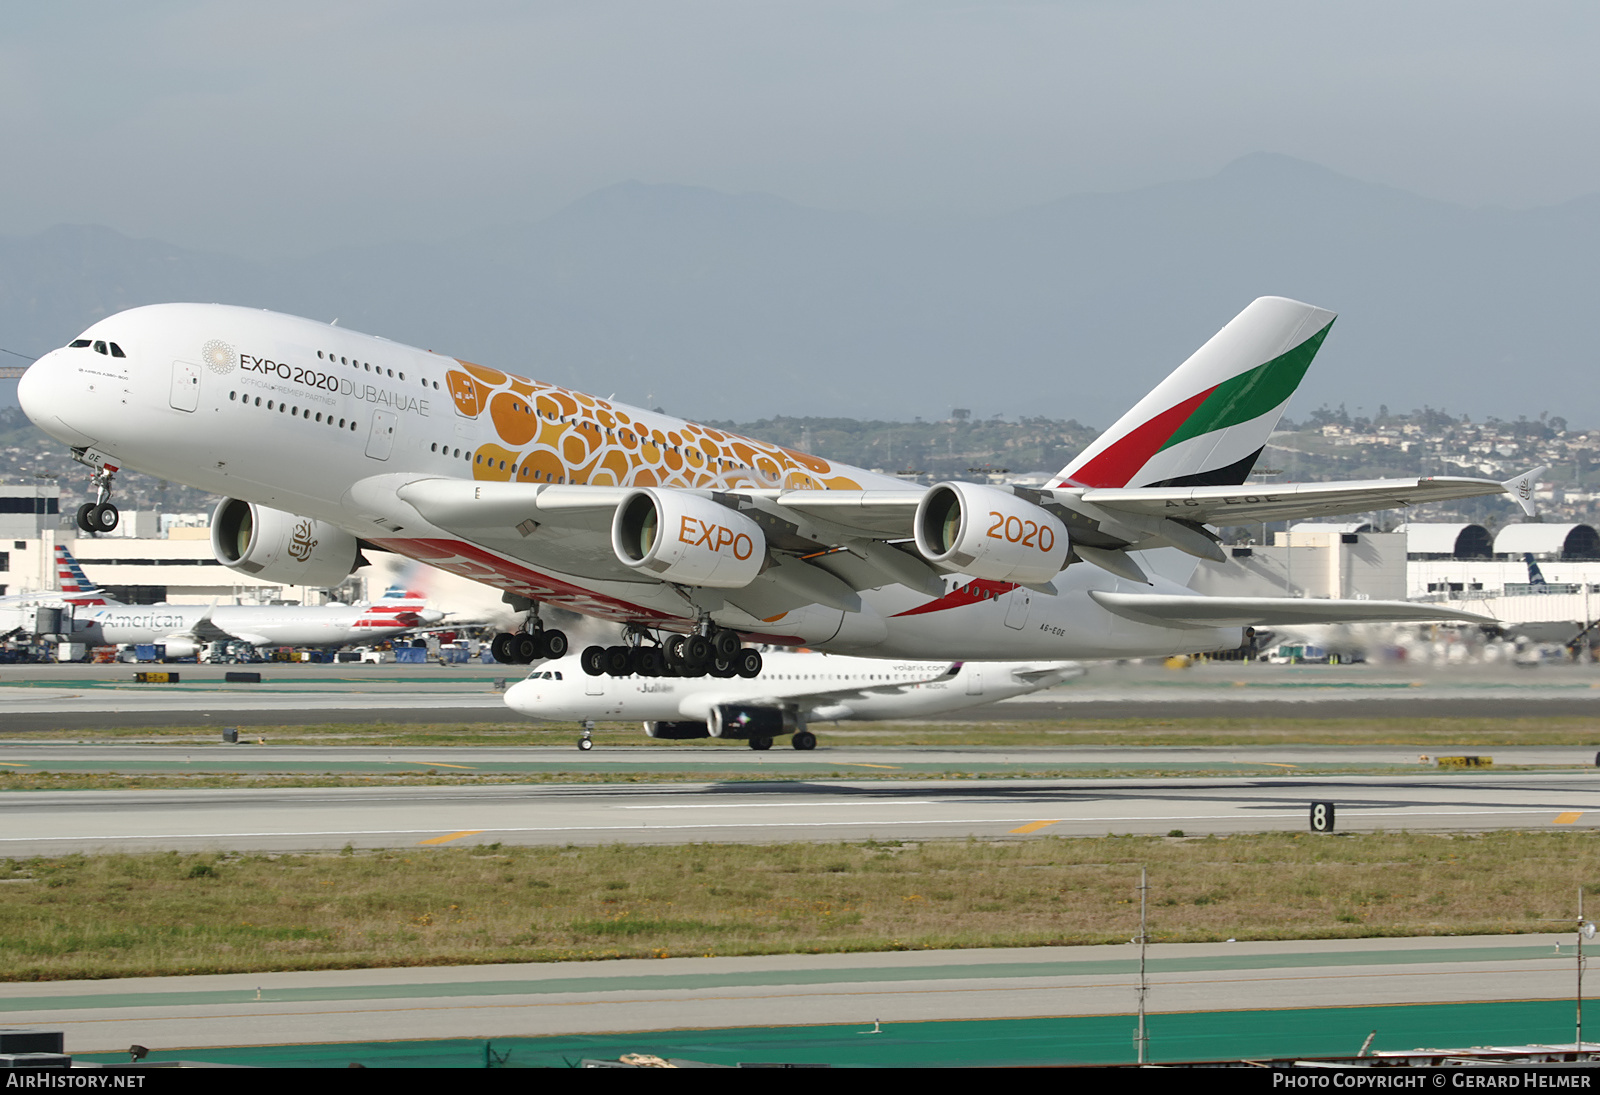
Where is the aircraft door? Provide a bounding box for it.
[364,410,397,460]
[964,666,982,695]
[169,361,200,412]
[1004,588,1032,630]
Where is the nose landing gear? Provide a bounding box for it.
[71,451,120,533]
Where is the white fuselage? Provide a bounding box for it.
[64,601,438,649]
[18,303,1243,660]
[504,651,1083,724]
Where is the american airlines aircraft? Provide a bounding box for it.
[24,547,442,655]
[17,297,1533,672]
[505,651,1083,750]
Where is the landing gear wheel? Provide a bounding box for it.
[78,502,118,533]
[748,737,772,751]
[490,633,516,663]
[663,634,689,675]
[710,657,736,678]
[603,645,634,677]
[792,730,817,751]
[541,629,569,660]
[578,736,593,751]
[580,645,606,676]
[636,647,665,676]
[712,629,741,660]
[513,633,542,663]
[578,721,595,751]
[735,649,763,678]
[683,633,713,666]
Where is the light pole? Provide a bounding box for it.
[1578,889,1596,1057]
[1135,867,1149,1065]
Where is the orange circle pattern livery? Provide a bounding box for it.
[446,362,863,492]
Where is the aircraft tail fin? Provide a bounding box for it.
[355,585,430,629]
[1056,297,1336,489]
[1525,552,1548,587]
[55,545,118,606]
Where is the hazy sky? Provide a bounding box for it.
[4,2,1600,257]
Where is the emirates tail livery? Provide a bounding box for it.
[18,297,1533,672]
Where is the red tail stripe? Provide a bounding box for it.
[1063,384,1216,488]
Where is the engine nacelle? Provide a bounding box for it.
[158,639,200,659]
[611,489,766,588]
[913,482,1070,584]
[644,720,711,739]
[706,704,798,739]
[210,499,363,589]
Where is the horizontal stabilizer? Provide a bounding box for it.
[1070,474,1515,527]
[1089,591,1493,630]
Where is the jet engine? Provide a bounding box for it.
[210,499,364,589]
[706,704,798,739]
[611,489,766,588]
[913,482,1070,584]
[643,720,711,739]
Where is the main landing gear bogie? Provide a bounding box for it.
[580,627,762,680]
[491,628,569,666]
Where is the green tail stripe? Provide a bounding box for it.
[1158,320,1333,453]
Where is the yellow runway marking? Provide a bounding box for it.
[1009,820,1061,834]
[1260,763,1298,769]
[0,763,28,768]
[837,763,900,770]
[418,830,485,845]
[399,761,475,770]
[1554,812,1584,824]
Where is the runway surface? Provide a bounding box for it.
[0,934,1579,1054]
[2,769,1596,855]
[8,661,1600,730]
[1,741,1595,775]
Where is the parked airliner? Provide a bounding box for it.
[505,651,1083,750]
[29,547,443,655]
[17,297,1533,670]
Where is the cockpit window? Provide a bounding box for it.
[92,341,107,355]
[108,343,125,358]
[68,339,90,349]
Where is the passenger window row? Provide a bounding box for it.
[229,390,359,431]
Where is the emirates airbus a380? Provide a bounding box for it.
[18,297,1534,677]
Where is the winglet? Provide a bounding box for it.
[1503,465,1546,517]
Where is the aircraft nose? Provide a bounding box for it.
[18,351,99,448]
[503,680,534,713]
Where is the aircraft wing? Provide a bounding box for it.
[676,663,961,718]
[1010,662,1085,685]
[1089,591,1494,629]
[166,607,234,644]
[389,468,1534,607]
[1074,467,1542,527]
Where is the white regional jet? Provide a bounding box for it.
[17,297,1534,672]
[504,651,1084,750]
